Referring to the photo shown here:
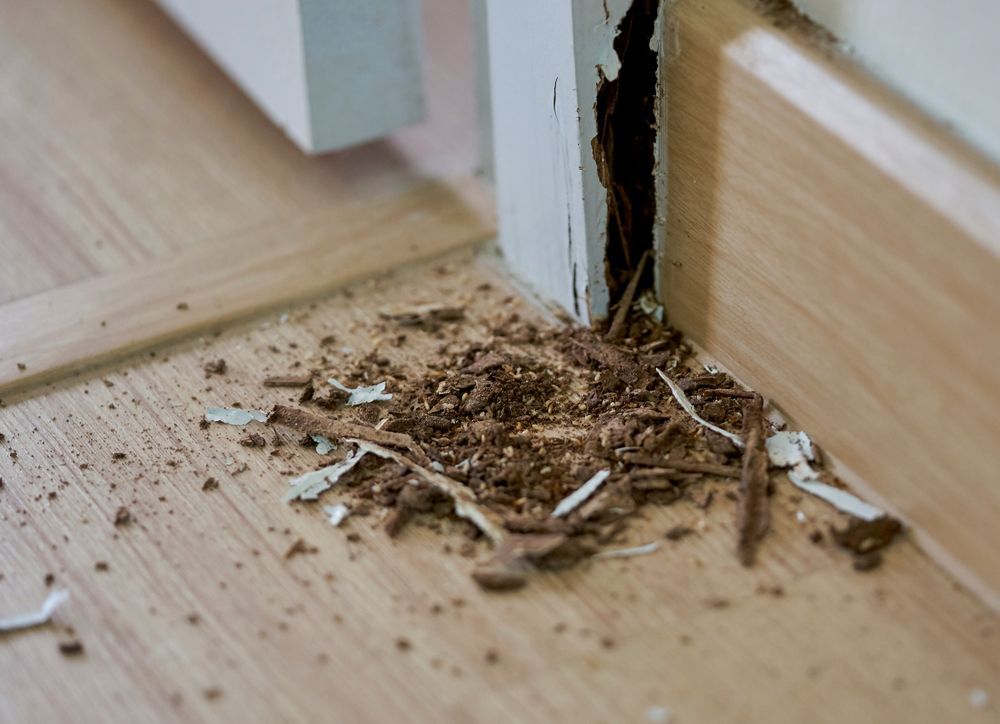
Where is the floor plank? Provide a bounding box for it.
[0,180,491,396]
[0,0,485,395]
[0,254,995,723]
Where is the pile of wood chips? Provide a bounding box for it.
[225,302,901,590]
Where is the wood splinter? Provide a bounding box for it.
[346,439,508,545]
[606,250,651,341]
[736,393,770,566]
[268,405,428,464]
[263,374,313,388]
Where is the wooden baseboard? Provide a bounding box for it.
[662,0,1000,608]
[0,181,493,397]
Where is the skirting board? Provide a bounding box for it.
[662,0,1000,608]
[0,181,493,397]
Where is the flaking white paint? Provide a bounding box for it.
[489,0,647,322]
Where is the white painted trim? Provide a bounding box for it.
[486,0,664,322]
[155,0,425,153]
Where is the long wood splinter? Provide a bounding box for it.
[736,394,769,566]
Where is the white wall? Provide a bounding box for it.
[793,0,1000,166]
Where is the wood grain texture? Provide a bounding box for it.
[0,0,478,306]
[661,0,1000,609]
[0,181,492,397]
[0,0,485,395]
[0,255,996,723]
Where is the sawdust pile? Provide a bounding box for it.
[209,303,901,590]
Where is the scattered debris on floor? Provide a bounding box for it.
[113,506,132,527]
[203,358,227,377]
[765,430,884,521]
[593,541,662,559]
[263,373,313,388]
[205,407,269,426]
[0,589,69,633]
[734,393,769,566]
[327,378,393,406]
[968,687,991,711]
[324,503,350,527]
[201,300,902,590]
[283,449,369,503]
[312,435,336,455]
[57,637,85,657]
[551,469,610,518]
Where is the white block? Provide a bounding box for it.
[156,0,426,153]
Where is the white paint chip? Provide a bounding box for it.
[323,503,350,527]
[656,369,744,448]
[0,589,69,632]
[765,430,816,467]
[551,469,610,518]
[656,372,884,521]
[594,541,662,559]
[646,706,672,724]
[787,469,884,521]
[311,435,336,455]
[205,407,268,426]
[638,290,664,323]
[969,687,990,710]
[283,448,367,503]
[328,378,393,406]
[767,429,884,521]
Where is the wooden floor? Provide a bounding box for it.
[0,253,996,723]
[0,0,488,395]
[0,1,997,721]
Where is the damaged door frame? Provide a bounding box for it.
[485,0,666,326]
[485,0,1000,610]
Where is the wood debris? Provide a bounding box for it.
[58,638,85,656]
[735,394,769,566]
[113,506,132,527]
[831,516,902,555]
[665,525,694,541]
[284,538,317,559]
[379,304,465,330]
[607,250,650,341]
[348,439,507,545]
[263,373,313,388]
[201,292,903,589]
[203,358,227,377]
[269,405,417,456]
